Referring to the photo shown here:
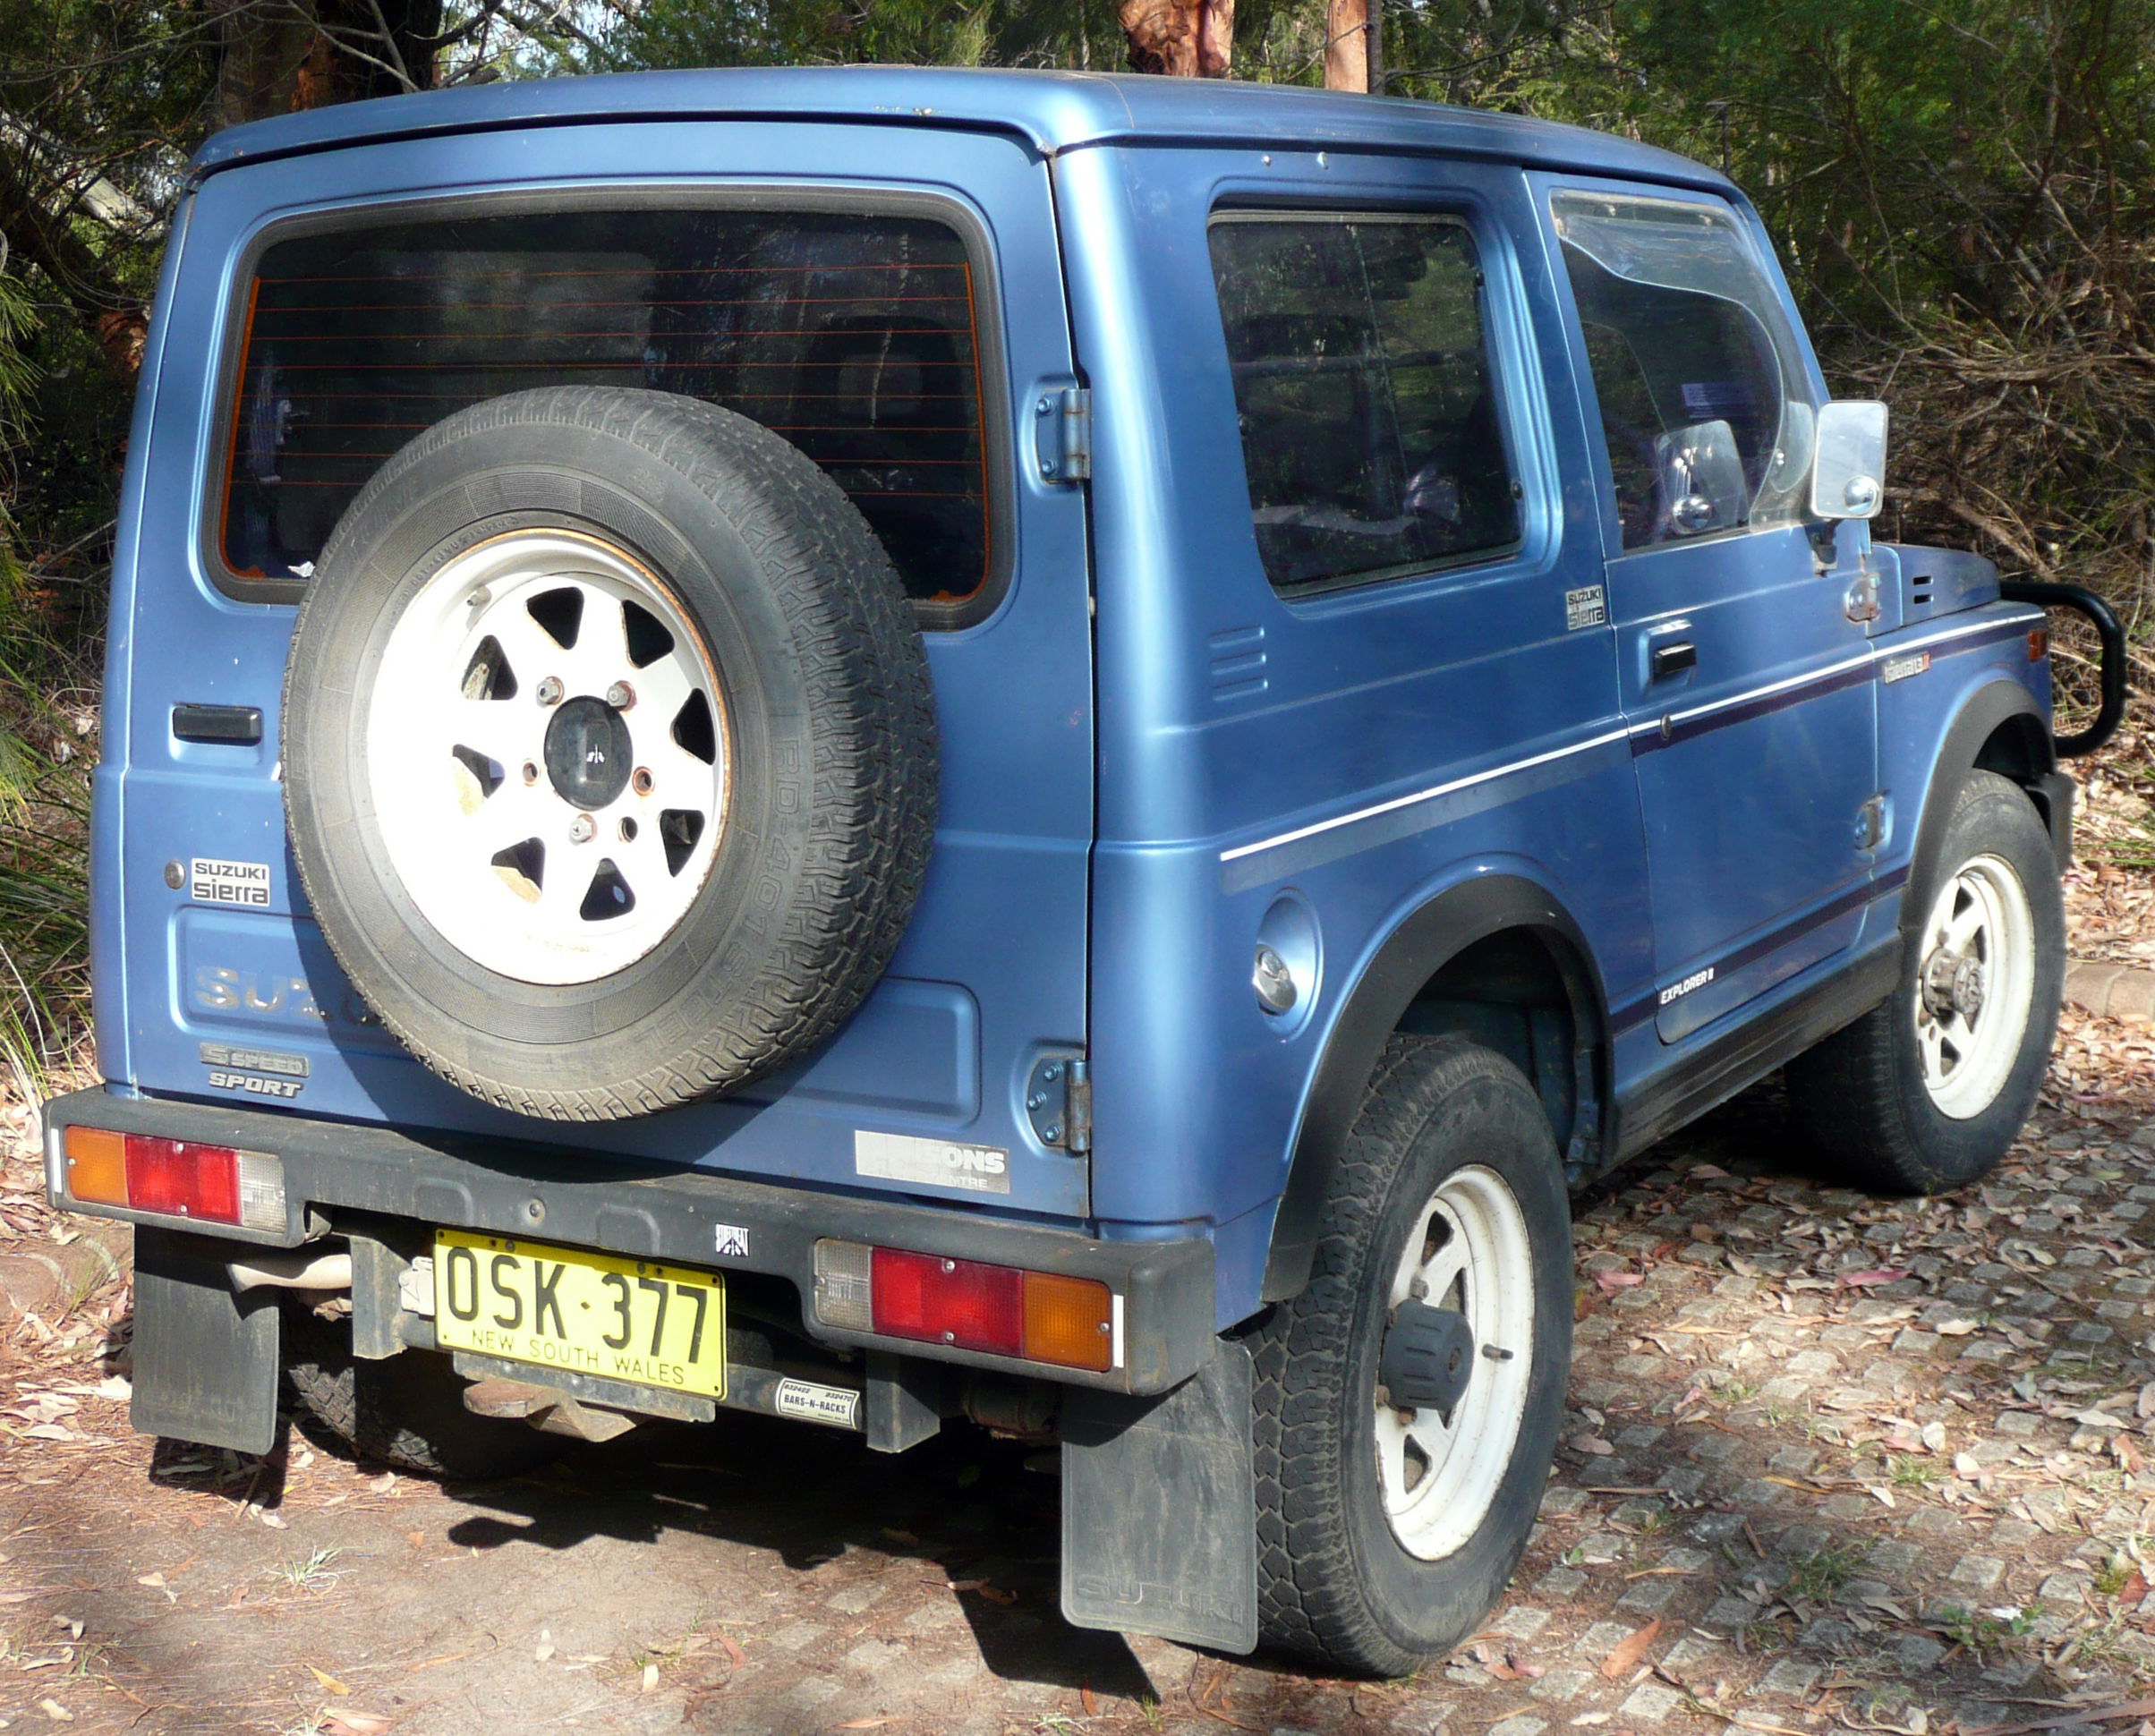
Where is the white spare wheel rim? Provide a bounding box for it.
[366,530,728,985]
[1915,852,2035,1119]
[1376,1163,1536,1561]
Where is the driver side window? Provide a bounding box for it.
[1554,191,1817,552]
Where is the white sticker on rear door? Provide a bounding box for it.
[190,857,271,907]
[854,1130,1010,1196]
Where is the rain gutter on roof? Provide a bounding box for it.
[184,73,1731,198]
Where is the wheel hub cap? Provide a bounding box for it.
[364,529,729,986]
[1921,943,1989,1023]
[1375,1165,1535,1562]
[544,696,633,810]
[1912,854,2035,1120]
[1379,1302,1476,1412]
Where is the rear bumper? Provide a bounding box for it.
[42,1087,1215,1395]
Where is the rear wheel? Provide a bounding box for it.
[1251,1037,1572,1676]
[1789,770,2064,1193]
[281,1306,558,1481]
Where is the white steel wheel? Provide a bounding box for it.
[1913,853,2036,1120]
[1376,1163,1536,1562]
[366,530,728,986]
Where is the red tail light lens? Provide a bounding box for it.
[125,1136,242,1222]
[872,1247,1025,1357]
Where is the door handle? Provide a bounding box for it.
[1649,641,1697,681]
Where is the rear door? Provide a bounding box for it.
[1537,180,1878,1042]
[112,119,1096,1218]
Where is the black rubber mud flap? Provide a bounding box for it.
[130,1229,280,1456]
[1060,1340,1257,1654]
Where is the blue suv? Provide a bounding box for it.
[42,68,2123,1676]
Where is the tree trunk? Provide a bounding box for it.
[302,0,447,106]
[216,0,319,132]
[0,149,145,374]
[1325,0,1368,91]
[216,0,445,130]
[1120,0,1233,76]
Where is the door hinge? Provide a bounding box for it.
[1844,567,1881,623]
[1025,1053,1091,1153]
[1032,383,1092,484]
[1854,793,1887,851]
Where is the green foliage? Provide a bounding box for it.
[0,254,98,1098]
[594,0,1129,75]
[0,258,39,818]
[1786,1542,1865,1603]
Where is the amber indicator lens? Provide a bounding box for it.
[2029,629,2049,662]
[1020,1271,1115,1373]
[62,1126,127,1207]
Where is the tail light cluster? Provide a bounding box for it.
[813,1239,1119,1374]
[62,1127,286,1232]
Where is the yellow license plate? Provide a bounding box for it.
[432,1230,726,1400]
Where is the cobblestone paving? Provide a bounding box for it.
[2,1004,2153,1735]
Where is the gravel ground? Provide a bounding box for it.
[2,847,2152,1732]
[2063,731,2154,967]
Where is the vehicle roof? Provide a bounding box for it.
[190,65,1733,194]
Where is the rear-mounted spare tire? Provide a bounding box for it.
[281,387,938,1121]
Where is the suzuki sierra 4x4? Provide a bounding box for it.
[42,67,2127,1674]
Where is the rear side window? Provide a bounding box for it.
[1553,191,1817,551]
[218,205,996,614]
[1208,213,1520,597]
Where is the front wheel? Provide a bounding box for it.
[1789,769,2065,1194]
[1250,1037,1572,1676]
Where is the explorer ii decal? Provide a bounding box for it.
[1658,966,1716,1007]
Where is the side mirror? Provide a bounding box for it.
[1811,400,1889,519]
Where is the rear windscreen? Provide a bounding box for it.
[219,206,994,609]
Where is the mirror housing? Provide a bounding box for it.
[1811,400,1889,519]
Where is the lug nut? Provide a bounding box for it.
[606,681,635,710]
[536,677,564,707]
[522,761,540,786]
[568,813,595,844]
[631,767,654,796]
